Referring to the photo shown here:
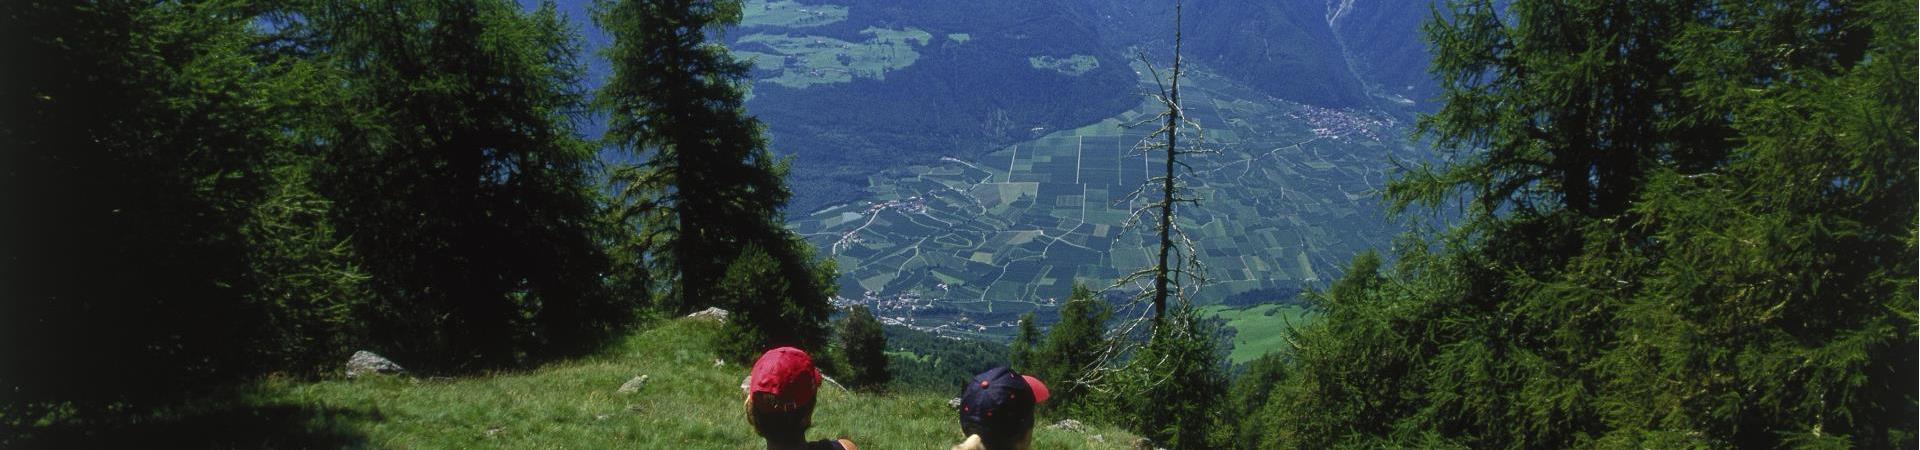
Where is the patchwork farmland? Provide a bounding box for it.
[790,67,1418,339]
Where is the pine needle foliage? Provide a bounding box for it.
[593,0,827,317]
[291,0,624,369]
[1251,1,1917,448]
[837,305,891,391]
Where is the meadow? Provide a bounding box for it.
[1201,304,1317,365]
[19,319,1136,449]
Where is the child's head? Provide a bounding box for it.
[956,367,1049,450]
[745,347,823,443]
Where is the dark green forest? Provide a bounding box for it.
[1,0,839,430]
[3,0,1914,448]
[1222,1,1918,448]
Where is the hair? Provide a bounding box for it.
[951,434,987,450]
[961,414,1033,450]
[956,424,1030,450]
[748,392,817,443]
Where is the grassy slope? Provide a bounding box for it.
[231,318,1134,449]
[1204,304,1316,365]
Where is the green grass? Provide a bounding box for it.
[1029,54,1101,76]
[19,319,1138,448]
[1204,304,1317,365]
[734,27,930,89]
[741,0,848,29]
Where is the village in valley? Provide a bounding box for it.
[795,67,1416,340]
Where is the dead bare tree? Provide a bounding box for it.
[1073,0,1219,392]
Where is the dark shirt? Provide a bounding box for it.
[803,440,847,450]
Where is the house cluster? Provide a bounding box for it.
[1286,104,1395,142]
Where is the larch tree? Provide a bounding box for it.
[1250,0,1916,448]
[838,305,890,391]
[595,0,834,354]
[1010,312,1040,373]
[291,0,621,368]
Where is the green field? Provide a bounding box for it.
[1202,304,1317,365]
[789,66,1413,338]
[741,0,847,28]
[1029,54,1101,76]
[734,1,930,89]
[733,27,930,89]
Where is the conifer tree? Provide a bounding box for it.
[1009,312,1040,373]
[1034,285,1111,411]
[1114,307,1227,449]
[838,305,890,391]
[292,0,621,367]
[1,0,354,415]
[714,244,835,363]
[1254,1,1917,448]
[594,0,826,316]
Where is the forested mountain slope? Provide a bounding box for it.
[541,0,1439,211]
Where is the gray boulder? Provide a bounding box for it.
[618,375,650,394]
[1048,419,1085,432]
[345,350,405,379]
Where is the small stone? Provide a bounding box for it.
[345,351,406,379]
[1089,434,1105,443]
[714,358,726,368]
[1047,419,1084,432]
[947,397,962,409]
[618,375,649,394]
[686,307,729,322]
[595,414,611,421]
[485,427,504,438]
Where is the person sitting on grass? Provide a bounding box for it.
[952,366,1049,450]
[745,346,859,450]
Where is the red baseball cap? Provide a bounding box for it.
[1022,375,1050,404]
[749,347,822,406]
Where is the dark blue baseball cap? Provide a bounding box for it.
[958,367,1050,438]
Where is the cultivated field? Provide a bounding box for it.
[732,0,931,89]
[790,65,1417,340]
